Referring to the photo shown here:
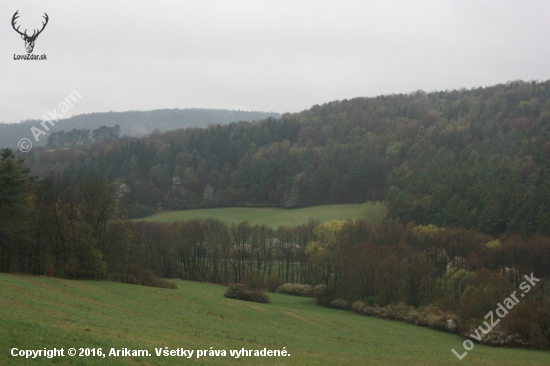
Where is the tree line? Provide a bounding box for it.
[5,143,548,288]
[0,108,280,150]
[46,125,121,149]
[0,149,171,287]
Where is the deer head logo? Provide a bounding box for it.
[12,11,49,54]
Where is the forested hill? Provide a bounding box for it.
[22,80,550,236]
[0,108,280,149]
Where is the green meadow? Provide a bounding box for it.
[134,204,364,228]
[1,274,548,365]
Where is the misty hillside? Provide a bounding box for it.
[18,80,550,236]
[0,108,280,149]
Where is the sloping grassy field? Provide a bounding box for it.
[134,204,364,228]
[1,274,548,365]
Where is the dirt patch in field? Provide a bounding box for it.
[281,310,316,325]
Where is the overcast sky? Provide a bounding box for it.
[1,0,550,123]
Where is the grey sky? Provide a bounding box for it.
[1,0,550,123]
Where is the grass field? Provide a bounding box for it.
[134,204,364,228]
[1,274,548,365]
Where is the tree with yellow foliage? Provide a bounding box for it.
[306,220,347,296]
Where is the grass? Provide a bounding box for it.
[134,204,364,228]
[1,274,548,365]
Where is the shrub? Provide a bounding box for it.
[349,301,459,333]
[351,301,366,313]
[276,283,327,297]
[446,319,456,332]
[416,304,457,331]
[277,283,312,296]
[224,283,269,303]
[466,324,528,348]
[152,278,178,289]
[125,265,178,289]
[330,299,350,310]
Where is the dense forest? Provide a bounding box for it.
[18,80,550,236]
[2,80,550,349]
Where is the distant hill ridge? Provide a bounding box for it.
[0,108,281,149]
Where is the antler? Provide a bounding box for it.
[11,11,49,39]
[29,13,49,39]
[11,11,27,37]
